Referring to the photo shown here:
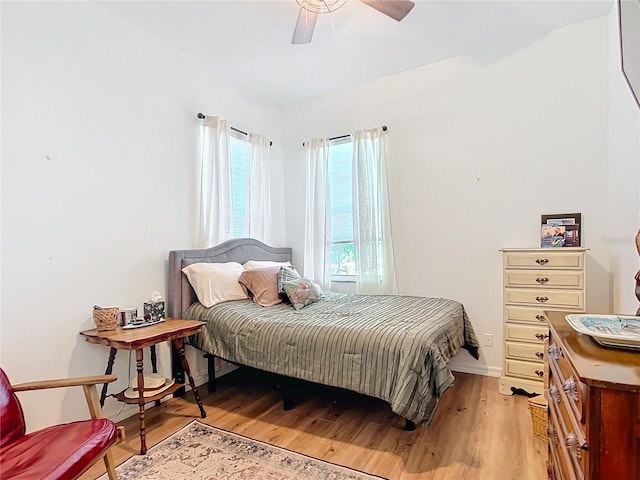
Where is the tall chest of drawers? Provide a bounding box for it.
[499,248,587,395]
[545,310,640,480]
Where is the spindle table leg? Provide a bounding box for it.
[100,347,118,407]
[173,338,206,418]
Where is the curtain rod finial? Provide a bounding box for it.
[197,113,205,119]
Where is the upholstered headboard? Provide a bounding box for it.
[168,238,293,318]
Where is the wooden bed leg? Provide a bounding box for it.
[283,392,294,411]
[405,419,416,431]
[204,354,216,392]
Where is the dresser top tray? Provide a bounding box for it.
[566,314,640,350]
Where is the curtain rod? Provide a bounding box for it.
[302,125,388,147]
[197,113,273,147]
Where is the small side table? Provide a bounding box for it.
[80,318,206,454]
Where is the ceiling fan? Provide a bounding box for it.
[292,0,415,45]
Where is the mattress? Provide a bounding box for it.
[185,291,479,426]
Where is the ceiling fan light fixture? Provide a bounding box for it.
[296,0,348,14]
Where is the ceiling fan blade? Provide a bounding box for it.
[292,7,319,44]
[360,0,415,21]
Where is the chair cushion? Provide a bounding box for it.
[0,418,118,480]
[0,368,25,447]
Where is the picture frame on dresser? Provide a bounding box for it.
[541,212,581,247]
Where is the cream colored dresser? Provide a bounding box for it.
[499,248,587,395]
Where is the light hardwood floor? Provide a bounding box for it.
[82,369,547,480]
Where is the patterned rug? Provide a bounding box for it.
[100,420,387,480]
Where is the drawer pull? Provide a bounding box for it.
[535,277,550,284]
[535,258,549,265]
[548,343,560,360]
[534,370,544,377]
[549,386,560,404]
[563,376,579,402]
[565,433,583,460]
[535,333,549,340]
[535,314,546,322]
[566,432,588,458]
[535,296,549,303]
[535,351,544,359]
[547,423,557,445]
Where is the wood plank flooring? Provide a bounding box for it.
[82,369,547,480]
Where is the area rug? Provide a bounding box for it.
[99,420,387,480]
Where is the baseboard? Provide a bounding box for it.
[192,364,238,389]
[216,363,238,378]
[451,364,502,378]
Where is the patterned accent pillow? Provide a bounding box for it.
[281,278,323,310]
[277,266,302,293]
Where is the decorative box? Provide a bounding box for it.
[143,301,165,322]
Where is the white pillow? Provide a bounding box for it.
[182,262,248,308]
[243,260,293,271]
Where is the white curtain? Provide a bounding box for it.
[197,116,233,248]
[352,127,397,294]
[245,133,272,243]
[303,138,332,290]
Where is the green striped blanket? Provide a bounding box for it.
[185,291,479,427]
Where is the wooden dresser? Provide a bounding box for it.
[499,248,587,395]
[545,310,640,480]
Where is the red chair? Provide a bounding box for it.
[0,367,121,479]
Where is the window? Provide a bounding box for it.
[230,131,249,238]
[327,137,355,277]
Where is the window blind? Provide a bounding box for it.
[328,137,353,244]
[230,132,249,238]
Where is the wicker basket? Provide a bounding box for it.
[93,307,120,331]
[528,394,548,440]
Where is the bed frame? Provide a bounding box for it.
[168,237,417,430]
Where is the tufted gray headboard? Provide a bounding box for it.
[168,238,292,319]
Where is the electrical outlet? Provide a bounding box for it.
[483,334,494,347]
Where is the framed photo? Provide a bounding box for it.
[541,225,565,248]
[541,213,581,247]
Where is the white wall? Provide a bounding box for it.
[282,15,617,377]
[1,1,285,430]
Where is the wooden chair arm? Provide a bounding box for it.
[13,374,118,423]
[12,375,117,392]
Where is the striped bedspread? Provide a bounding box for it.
[185,291,479,426]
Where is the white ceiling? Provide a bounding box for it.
[99,0,614,105]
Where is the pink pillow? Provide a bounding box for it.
[238,266,282,307]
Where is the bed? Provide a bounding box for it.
[168,238,479,428]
